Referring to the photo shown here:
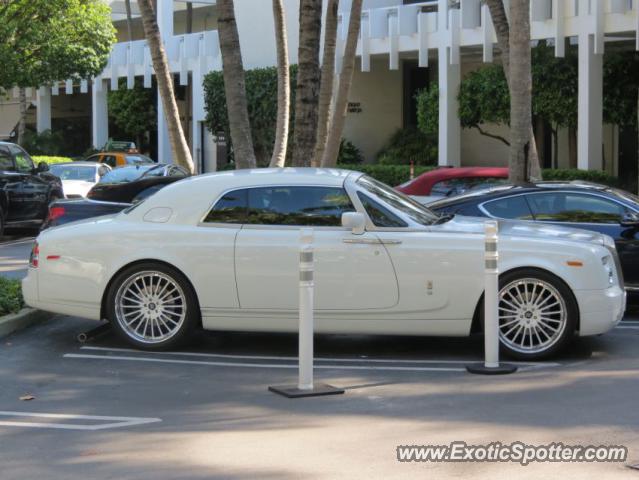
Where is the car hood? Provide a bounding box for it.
[434,215,606,245]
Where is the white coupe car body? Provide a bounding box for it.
[49,162,111,198]
[23,168,625,357]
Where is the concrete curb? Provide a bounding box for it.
[0,308,54,339]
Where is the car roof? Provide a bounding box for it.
[427,181,623,209]
[128,168,361,224]
[396,166,509,194]
[50,161,104,167]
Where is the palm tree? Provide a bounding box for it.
[124,0,133,41]
[320,0,362,168]
[508,0,532,184]
[217,0,257,169]
[312,0,339,167]
[291,0,322,167]
[137,0,194,172]
[17,87,26,146]
[269,0,290,168]
[485,0,541,181]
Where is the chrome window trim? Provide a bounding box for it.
[479,190,639,225]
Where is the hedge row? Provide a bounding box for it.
[32,156,74,165]
[337,164,619,187]
[0,277,23,316]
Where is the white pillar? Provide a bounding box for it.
[36,87,51,133]
[92,79,109,149]
[577,33,603,171]
[437,0,461,167]
[157,0,174,39]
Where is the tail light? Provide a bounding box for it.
[29,242,39,268]
[48,206,66,222]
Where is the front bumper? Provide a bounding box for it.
[574,285,626,336]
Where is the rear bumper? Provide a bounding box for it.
[575,285,626,336]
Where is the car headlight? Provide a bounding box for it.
[602,255,614,286]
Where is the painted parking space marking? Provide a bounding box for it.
[0,411,161,431]
[65,347,560,372]
[0,237,35,247]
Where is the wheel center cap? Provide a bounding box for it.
[524,311,533,319]
[148,303,156,311]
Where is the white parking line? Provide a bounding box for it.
[78,346,557,368]
[64,353,466,372]
[0,411,161,430]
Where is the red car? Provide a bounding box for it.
[396,167,509,204]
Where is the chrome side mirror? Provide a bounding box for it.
[342,212,366,235]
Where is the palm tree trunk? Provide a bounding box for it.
[137,0,194,172]
[312,0,339,167]
[291,0,323,167]
[269,0,290,168]
[125,0,133,41]
[217,0,257,169]
[17,87,27,146]
[508,0,532,184]
[485,0,541,181]
[320,0,362,168]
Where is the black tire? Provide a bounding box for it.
[0,206,5,237]
[480,268,578,361]
[105,262,200,351]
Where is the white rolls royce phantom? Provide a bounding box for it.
[22,168,625,359]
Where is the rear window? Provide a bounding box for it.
[99,165,156,184]
[125,155,154,165]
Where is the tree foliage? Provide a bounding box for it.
[204,66,297,166]
[417,45,639,143]
[0,0,116,89]
[108,79,157,146]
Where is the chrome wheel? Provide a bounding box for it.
[498,278,567,355]
[114,271,187,344]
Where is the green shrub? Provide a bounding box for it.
[21,129,66,156]
[376,127,437,166]
[338,164,436,186]
[540,168,618,187]
[337,139,364,165]
[204,65,297,166]
[32,155,73,165]
[0,278,23,316]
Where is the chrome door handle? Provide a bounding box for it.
[342,238,402,245]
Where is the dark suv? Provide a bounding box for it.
[0,142,63,235]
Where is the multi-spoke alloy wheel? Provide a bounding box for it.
[498,277,570,357]
[107,263,198,350]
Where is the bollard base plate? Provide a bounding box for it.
[466,363,518,375]
[268,383,345,398]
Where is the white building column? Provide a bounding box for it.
[156,0,174,164]
[437,0,461,167]
[577,32,603,171]
[36,87,51,133]
[92,79,109,149]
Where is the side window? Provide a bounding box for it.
[527,192,629,224]
[0,147,14,171]
[169,166,188,177]
[482,196,534,220]
[357,192,407,228]
[247,187,355,226]
[104,156,117,168]
[10,145,34,173]
[203,189,248,224]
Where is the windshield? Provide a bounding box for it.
[99,165,157,184]
[357,175,439,225]
[50,164,96,182]
[125,154,154,165]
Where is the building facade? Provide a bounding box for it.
[1,0,638,189]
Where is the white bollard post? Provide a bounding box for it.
[466,220,517,375]
[298,228,315,390]
[268,229,345,397]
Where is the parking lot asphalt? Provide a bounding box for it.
[1,314,639,479]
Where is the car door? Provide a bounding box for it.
[524,191,638,286]
[9,145,49,220]
[234,185,399,311]
[0,146,23,221]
